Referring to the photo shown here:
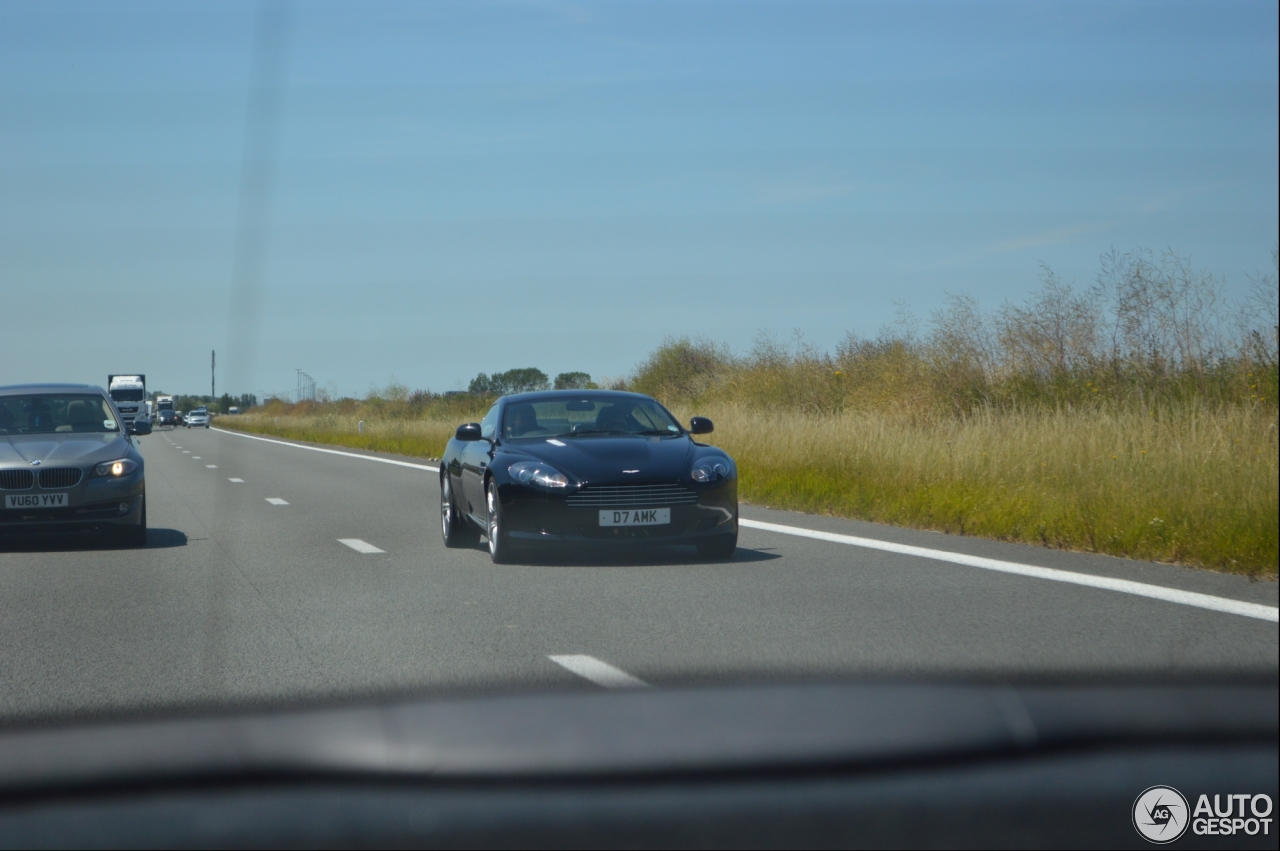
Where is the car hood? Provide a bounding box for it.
[505,434,697,484]
[0,433,129,467]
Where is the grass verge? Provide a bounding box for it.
[218,414,454,460]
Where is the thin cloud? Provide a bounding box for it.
[757,181,859,204]
[989,221,1113,254]
[903,220,1114,272]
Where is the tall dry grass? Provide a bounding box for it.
[222,412,456,460]
[680,403,1278,574]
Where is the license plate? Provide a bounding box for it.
[599,508,670,527]
[5,493,69,509]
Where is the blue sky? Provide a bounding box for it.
[1,0,1276,398]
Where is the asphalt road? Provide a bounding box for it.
[1,426,1275,724]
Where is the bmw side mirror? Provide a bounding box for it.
[690,416,714,435]
[456,423,482,441]
[128,420,152,436]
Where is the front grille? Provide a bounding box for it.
[0,470,35,490]
[566,482,698,508]
[38,468,83,489]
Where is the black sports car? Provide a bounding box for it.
[440,390,737,562]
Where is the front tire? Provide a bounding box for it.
[117,497,147,548]
[440,475,479,548]
[696,529,737,559]
[486,480,514,564]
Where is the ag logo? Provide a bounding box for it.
[1134,786,1190,843]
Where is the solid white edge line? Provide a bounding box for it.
[338,538,386,554]
[739,519,1278,623]
[213,427,438,472]
[548,655,647,688]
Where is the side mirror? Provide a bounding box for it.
[456,423,483,441]
[689,416,714,435]
[129,420,152,436]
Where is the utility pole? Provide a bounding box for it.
[211,350,216,403]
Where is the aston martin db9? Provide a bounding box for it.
[440,390,737,562]
[0,384,148,545]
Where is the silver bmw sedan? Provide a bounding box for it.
[0,384,148,546]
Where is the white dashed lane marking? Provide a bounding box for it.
[229,478,244,483]
[338,538,386,554]
[265,498,289,506]
[206,465,217,468]
[548,655,647,688]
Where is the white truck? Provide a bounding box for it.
[154,395,175,426]
[107,374,149,430]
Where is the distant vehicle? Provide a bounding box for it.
[185,410,210,429]
[440,390,738,562]
[155,395,174,416]
[157,410,179,427]
[107,375,149,432]
[228,406,240,415]
[0,383,148,545]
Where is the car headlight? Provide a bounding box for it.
[508,460,569,488]
[91,458,139,478]
[691,456,733,483]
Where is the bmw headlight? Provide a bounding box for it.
[91,458,138,478]
[508,460,569,488]
[691,456,733,483]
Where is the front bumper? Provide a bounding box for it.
[0,471,145,534]
[497,479,737,547]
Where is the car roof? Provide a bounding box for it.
[0,383,105,397]
[500,389,655,404]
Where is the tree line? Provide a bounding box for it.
[467,369,595,394]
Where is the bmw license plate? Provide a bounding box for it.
[599,508,670,527]
[5,493,69,509]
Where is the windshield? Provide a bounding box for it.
[0,394,119,435]
[109,389,146,402]
[503,396,682,439]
